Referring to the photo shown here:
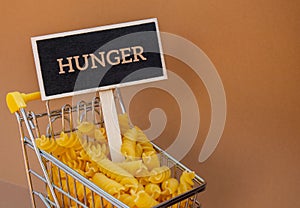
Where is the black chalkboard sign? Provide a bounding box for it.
[31,18,167,100]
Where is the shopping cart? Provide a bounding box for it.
[6,90,206,208]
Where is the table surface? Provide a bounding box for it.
[0,180,32,208]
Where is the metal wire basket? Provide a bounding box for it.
[7,91,206,208]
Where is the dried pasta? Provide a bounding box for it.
[161,177,179,195]
[177,171,196,195]
[94,127,107,143]
[77,121,95,136]
[60,148,77,164]
[135,143,143,158]
[135,126,150,143]
[118,193,136,208]
[134,190,159,208]
[56,132,82,150]
[120,177,139,194]
[66,159,86,171]
[84,161,98,178]
[36,111,199,208]
[96,158,133,182]
[142,150,160,171]
[117,160,148,177]
[88,194,112,208]
[118,113,131,135]
[85,142,108,162]
[123,126,139,141]
[148,166,171,184]
[35,135,64,156]
[144,183,161,200]
[92,173,125,197]
[121,136,137,159]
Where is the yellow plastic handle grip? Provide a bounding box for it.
[6,91,41,113]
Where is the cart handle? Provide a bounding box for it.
[6,91,41,113]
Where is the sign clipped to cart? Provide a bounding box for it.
[31,18,167,100]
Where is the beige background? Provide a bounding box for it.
[1,0,299,207]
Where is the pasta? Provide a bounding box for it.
[120,177,139,194]
[121,136,137,159]
[59,148,77,164]
[94,127,107,144]
[148,166,171,184]
[118,113,131,135]
[65,158,86,171]
[180,171,195,187]
[117,160,148,177]
[177,171,195,195]
[142,150,160,171]
[96,158,133,182]
[84,161,99,178]
[92,173,125,197]
[161,177,179,195]
[144,183,161,200]
[134,190,159,208]
[37,111,198,208]
[85,142,108,162]
[77,121,95,136]
[123,126,138,141]
[135,143,143,158]
[35,135,64,156]
[135,126,150,143]
[88,194,112,208]
[118,193,136,208]
[77,149,91,161]
[56,132,82,150]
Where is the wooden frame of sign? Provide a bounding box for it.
[31,18,167,161]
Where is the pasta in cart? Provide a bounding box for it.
[6,90,206,208]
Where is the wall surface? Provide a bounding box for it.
[1,0,299,207]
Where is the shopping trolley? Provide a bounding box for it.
[6,90,206,208]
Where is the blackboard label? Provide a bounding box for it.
[31,18,167,100]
